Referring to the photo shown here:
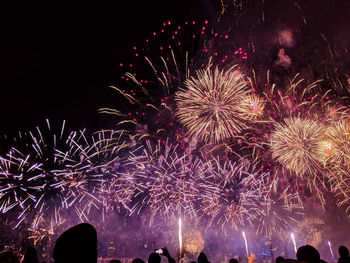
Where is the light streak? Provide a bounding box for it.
[328,241,334,259]
[179,217,183,261]
[291,233,297,253]
[242,231,249,258]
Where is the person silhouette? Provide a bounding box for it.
[338,246,350,263]
[198,252,210,263]
[296,245,327,263]
[22,246,39,263]
[229,258,239,263]
[149,247,175,263]
[162,247,175,263]
[132,258,145,263]
[148,253,161,263]
[53,223,97,263]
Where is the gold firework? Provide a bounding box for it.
[183,229,205,255]
[175,66,252,143]
[245,93,265,119]
[270,117,326,176]
[224,202,245,230]
[324,120,350,167]
[297,217,325,247]
[328,167,350,216]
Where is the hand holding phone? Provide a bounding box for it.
[155,249,163,255]
[162,247,171,258]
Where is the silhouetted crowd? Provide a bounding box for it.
[0,223,349,263]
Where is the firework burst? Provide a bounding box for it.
[323,120,350,167]
[0,120,88,213]
[52,129,134,221]
[270,117,327,176]
[197,159,260,232]
[176,66,253,143]
[99,19,220,145]
[245,93,265,119]
[0,152,44,218]
[123,139,201,221]
[297,217,326,247]
[54,129,132,191]
[0,120,100,232]
[28,210,66,247]
[241,174,304,240]
[238,73,347,169]
[328,167,350,216]
[99,175,134,215]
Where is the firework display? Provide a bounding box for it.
[1,0,350,260]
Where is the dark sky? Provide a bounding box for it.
[0,1,220,135]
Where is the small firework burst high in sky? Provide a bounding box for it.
[1,0,350,259]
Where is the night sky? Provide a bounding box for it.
[0,1,220,135]
[2,1,350,140]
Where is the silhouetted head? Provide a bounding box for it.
[148,253,161,263]
[339,246,350,258]
[53,223,97,263]
[229,258,239,263]
[198,252,209,263]
[190,261,196,263]
[23,246,39,263]
[296,245,320,263]
[132,258,145,263]
[109,260,121,263]
[276,256,284,263]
